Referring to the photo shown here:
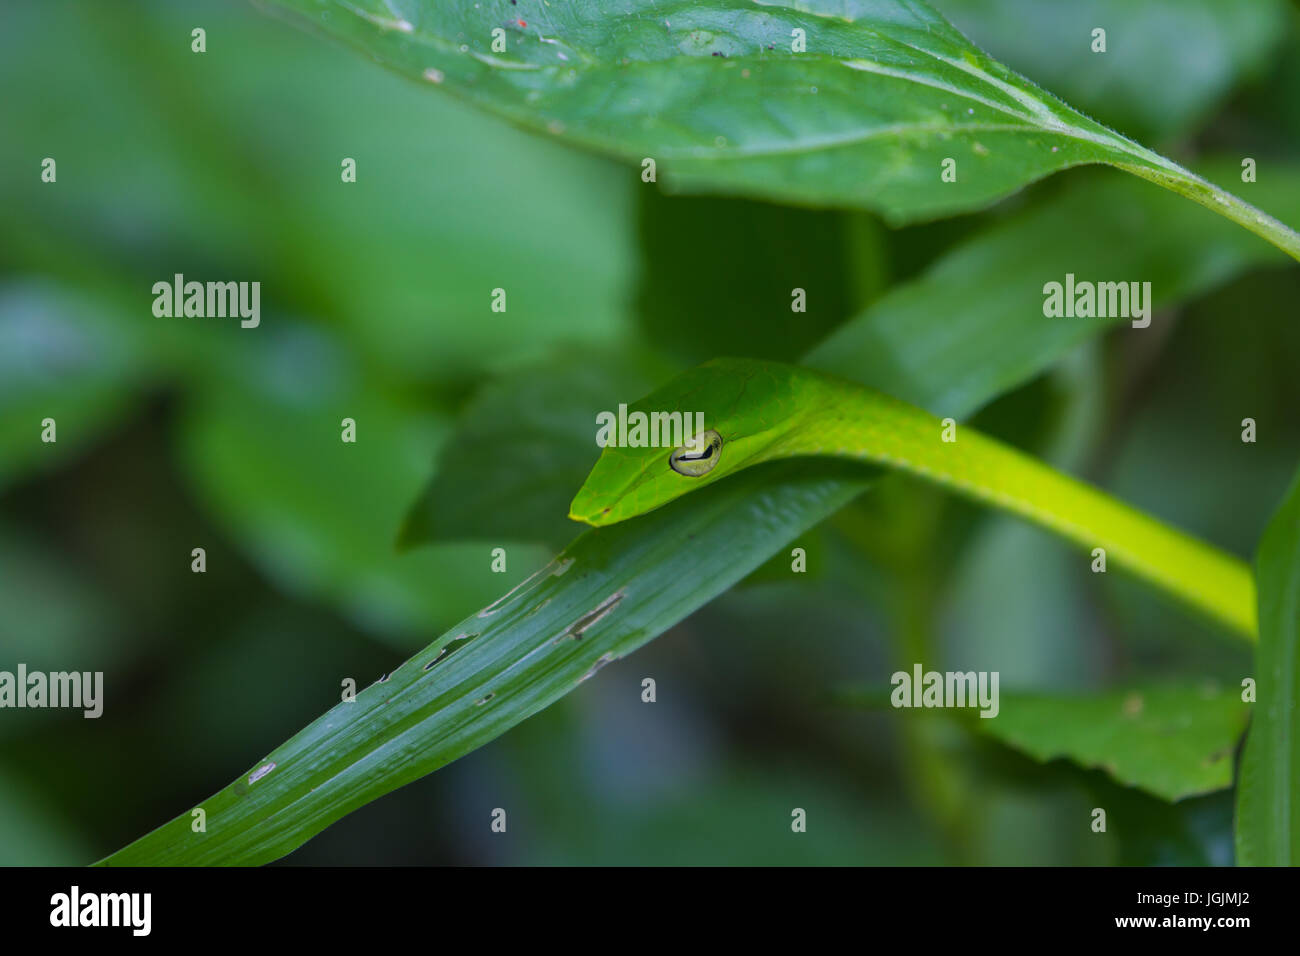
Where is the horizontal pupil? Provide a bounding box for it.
[680,443,714,461]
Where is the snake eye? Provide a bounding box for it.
[669,429,723,477]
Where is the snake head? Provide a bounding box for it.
[567,358,795,527]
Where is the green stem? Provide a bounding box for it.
[1118,160,1300,263]
[892,563,977,861]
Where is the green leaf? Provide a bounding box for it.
[1236,467,1300,865]
[262,0,1300,257]
[632,192,886,364]
[806,161,1300,415]
[1076,772,1236,866]
[979,685,1249,802]
[99,459,871,865]
[401,349,669,551]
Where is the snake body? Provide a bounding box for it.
[569,358,1255,639]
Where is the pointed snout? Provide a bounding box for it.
[567,488,617,527]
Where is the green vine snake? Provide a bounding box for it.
[568,358,1256,641]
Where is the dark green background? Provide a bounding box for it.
[1,0,1297,864]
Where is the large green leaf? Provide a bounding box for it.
[632,192,886,364]
[401,349,669,551]
[834,682,1248,802]
[1236,467,1300,865]
[100,459,872,864]
[261,0,1300,257]
[979,685,1248,802]
[806,161,1300,415]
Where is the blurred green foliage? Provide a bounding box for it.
[1,0,1297,864]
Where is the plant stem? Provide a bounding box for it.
[1119,160,1300,263]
